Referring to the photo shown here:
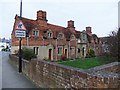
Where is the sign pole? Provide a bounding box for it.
[19,37,22,72]
[15,0,26,73]
[19,0,22,73]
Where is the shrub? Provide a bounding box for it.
[22,48,37,60]
[87,48,95,57]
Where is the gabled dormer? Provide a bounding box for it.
[57,32,64,40]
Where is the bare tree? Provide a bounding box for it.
[106,29,119,62]
[117,28,120,61]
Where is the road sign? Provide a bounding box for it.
[15,30,26,38]
[16,20,26,30]
[15,20,26,38]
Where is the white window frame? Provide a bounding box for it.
[32,30,39,37]
[48,31,53,38]
[33,47,39,55]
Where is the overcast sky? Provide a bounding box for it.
[0,0,119,39]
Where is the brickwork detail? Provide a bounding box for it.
[9,54,120,88]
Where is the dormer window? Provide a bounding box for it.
[58,33,64,39]
[48,32,53,38]
[32,30,39,37]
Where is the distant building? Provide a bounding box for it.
[0,38,11,51]
[11,10,102,61]
[86,27,102,56]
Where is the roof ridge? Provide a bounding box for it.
[16,15,35,21]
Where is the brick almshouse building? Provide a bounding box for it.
[11,10,102,61]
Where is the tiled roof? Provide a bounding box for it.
[100,37,110,43]
[15,15,81,40]
[47,23,65,31]
[92,34,98,39]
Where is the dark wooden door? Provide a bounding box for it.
[65,49,67,58]
[49,49,52,60]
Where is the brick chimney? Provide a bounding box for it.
[67,20,75,30]
[68,20,74,28]
[42,11,47,21]
[37,10,47,21]
[86,26,92,36]
[36,10,47,26]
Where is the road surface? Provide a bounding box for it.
[0,52,2,89]
[1,51,37,89]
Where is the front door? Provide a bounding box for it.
[65,49,67,58]
[49,49,52,60]
[82,47,84,57]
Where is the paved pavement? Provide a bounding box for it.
[1,51,37,89]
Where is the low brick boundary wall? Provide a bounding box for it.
[9,54,120,88]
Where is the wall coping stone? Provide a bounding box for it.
[86,62,120,72]
[36,59,87,73]
[88,71,119,78]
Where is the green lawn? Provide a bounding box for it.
[57,56,115,70]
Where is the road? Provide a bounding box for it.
[0,52,2,89]
[1,51,37,89]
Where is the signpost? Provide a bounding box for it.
[15,20,26,38]
[15,0,26,73]
[15,19,26,73]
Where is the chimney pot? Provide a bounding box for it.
[37,10,47,21]
[68,20,74,28]
[86,26,92,35]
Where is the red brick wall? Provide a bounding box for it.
[10,54,119,88]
